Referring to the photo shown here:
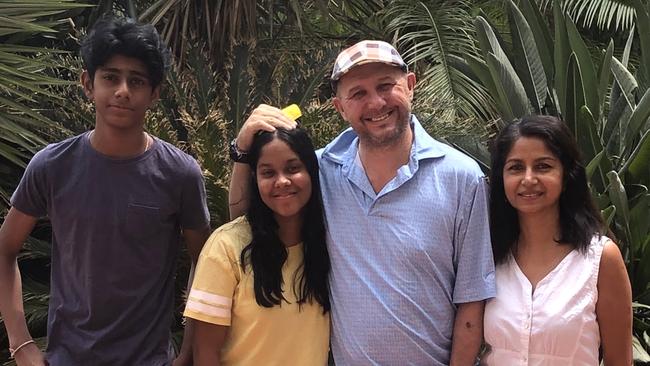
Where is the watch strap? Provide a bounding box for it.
[229,138,249,163]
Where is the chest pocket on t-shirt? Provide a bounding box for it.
[126,203,162,240]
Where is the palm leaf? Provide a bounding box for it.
[610,56,638,110]
[225,42,253,134]
[518,0,554,84]
[566,14,600,121]
[597,41,614,122]
[565,53,585,135]
[474,16,508,64]
[631,0,650,94]
[385,1,497,122]
[507,0,548,113]
[605,28,636,156]
[553,0,571,116]
[623,129,650,183]
[536,0,636,31]
[577,106,605,189]
[327,0,386,38]
[607,170,632,242]
[0,0,79,206]
[486,51,533,121]
[623,88,650,158]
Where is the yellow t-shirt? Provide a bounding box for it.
[184,216,330,366]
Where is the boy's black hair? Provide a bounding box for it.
[80,16,171,88]
[489,115,605,264]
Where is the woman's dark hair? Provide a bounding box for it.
[242,127,330,312]
[489,115,604,264]
[80,16,171,88]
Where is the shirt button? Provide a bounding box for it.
[525,323,530,329]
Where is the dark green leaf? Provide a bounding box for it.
[565,15,600,121]
[553,0,570,116]
[517,0,554,84]
[607,170,631,238]
[486,51,532,121]
[597,41,613,124]
[624,88,650,159]
[507,0,547,113]
[625,130,650,183]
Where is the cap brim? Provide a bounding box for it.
[332,60,407,82]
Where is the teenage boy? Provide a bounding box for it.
[229,40,495,365]
[0,17,210,366]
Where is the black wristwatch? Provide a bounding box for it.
[229,138,249,163]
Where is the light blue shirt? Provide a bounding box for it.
[318,115,495,365]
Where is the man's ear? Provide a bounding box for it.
[332,96,349,122]
[406,72,416,101]
[80,70,94,100]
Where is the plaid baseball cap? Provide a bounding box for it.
[331,40,407,83]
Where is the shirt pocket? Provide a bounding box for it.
[125,203,162,240]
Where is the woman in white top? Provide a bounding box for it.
[482,115,632,365]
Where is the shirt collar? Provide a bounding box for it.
[321,114,446,165]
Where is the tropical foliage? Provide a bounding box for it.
[384,0,498,124]
[537,0,638,32]
[0,0,90,206]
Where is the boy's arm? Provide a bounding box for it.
[173,226,211,366]
[0,207,46,365]
[228,104,296,220]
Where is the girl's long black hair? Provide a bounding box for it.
[489,115,605,264]
[241,127,330,311]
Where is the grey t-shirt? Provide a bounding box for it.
[11,132,210,366]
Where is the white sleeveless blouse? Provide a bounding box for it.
[482,236,607,366]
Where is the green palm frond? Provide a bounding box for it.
[508,0,548,113]
[18,236,51,261]
[21,277,50,327]
[536,0,640,31]
[140,0,310,65]
[384,0,498,123]
[325,0,387,39]
[0,0,85,206]
[0,0,89,37]
[140,0,254,63]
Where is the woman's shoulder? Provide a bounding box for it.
[593,235,629,292]
[597,237,625,275]
[586,234,614,259]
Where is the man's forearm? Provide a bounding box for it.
[227,104,298,220]
[228,162,251,220]
[450,300,485,366]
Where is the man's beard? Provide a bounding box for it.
[358,113,410,149]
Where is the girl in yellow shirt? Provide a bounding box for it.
[185,127,330,366]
